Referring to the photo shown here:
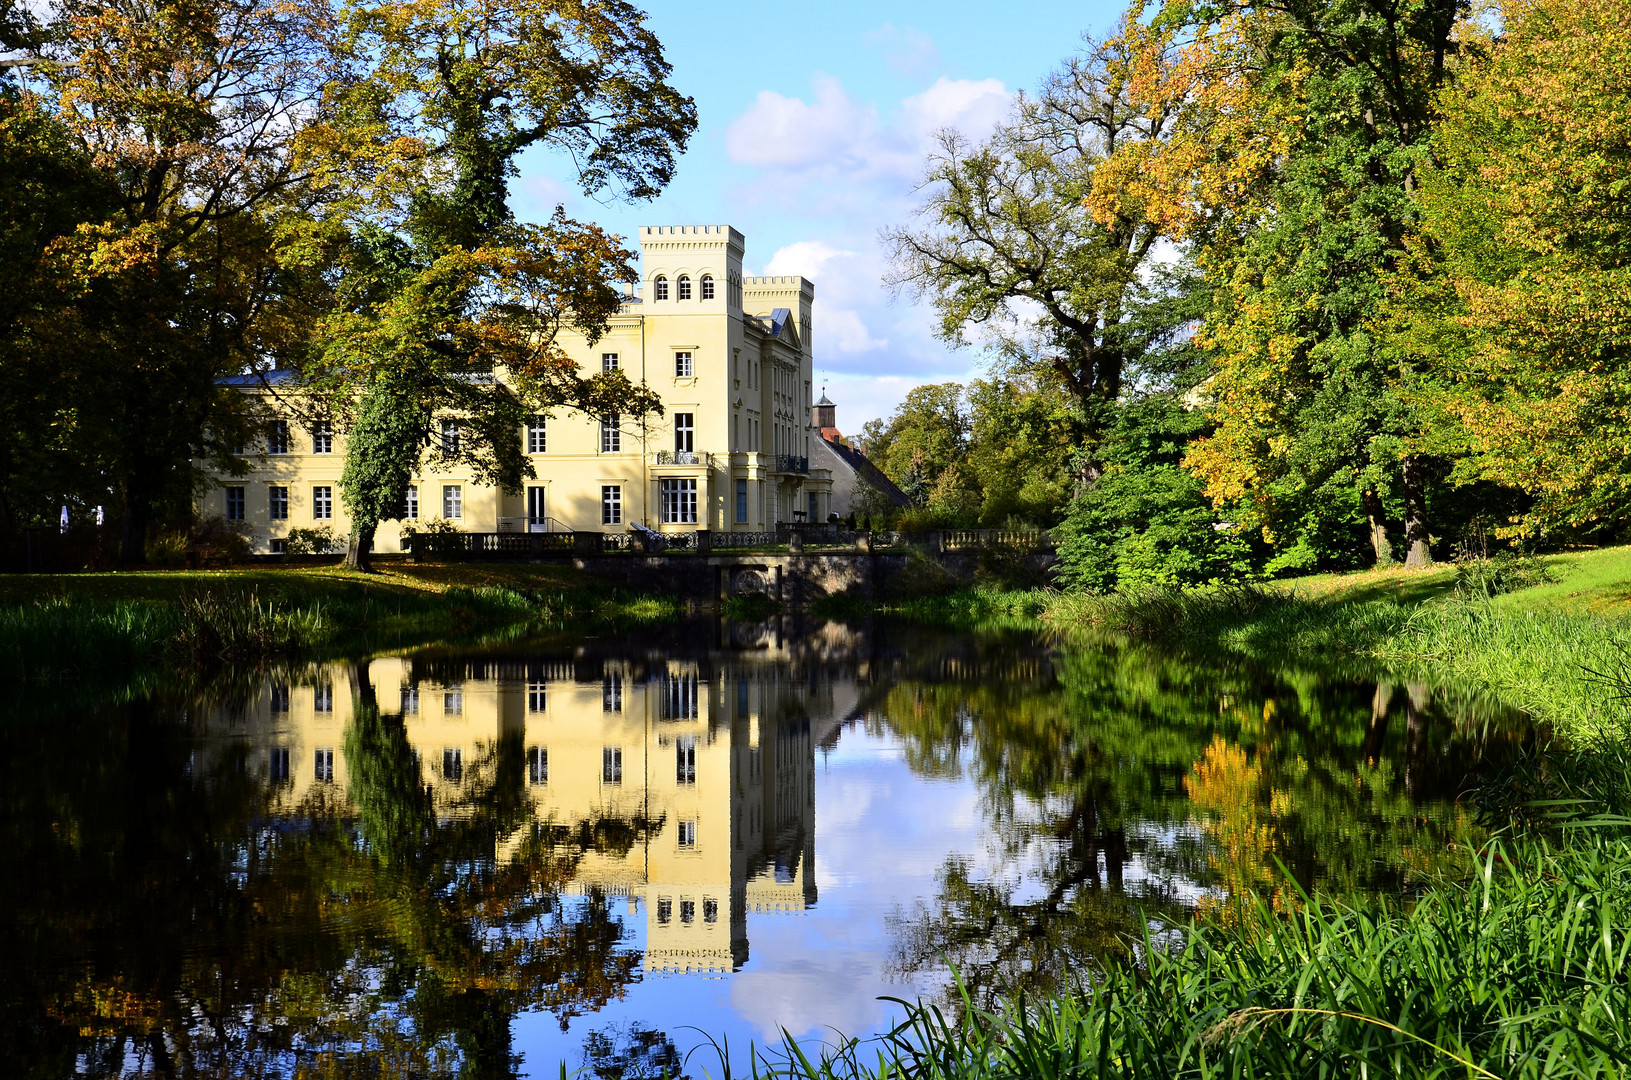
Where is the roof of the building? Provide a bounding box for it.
[820,432,910,508]
[768,308,791,336]
[816,388,834,406]
[218,369,298,387]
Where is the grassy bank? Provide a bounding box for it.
[1043,547,1631,746]
[0,563,681,681]
[727,744,1631,1079]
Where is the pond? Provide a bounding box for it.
[0,617,1531,1078]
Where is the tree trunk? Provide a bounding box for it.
[344,521,375,572]
[1400,456,1433,570]
[1361,488,1394,567]
[118,486,149,565]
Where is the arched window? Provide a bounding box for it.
[700,274,715,300]
[677,275,692,300]
[653,275,669,300]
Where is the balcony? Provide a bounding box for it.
[654,450,713,467]
[775,455,809,475]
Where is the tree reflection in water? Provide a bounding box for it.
[0,661,668,1079]
[878,640,1527,1011]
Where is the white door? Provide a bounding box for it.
[527,487,547,531]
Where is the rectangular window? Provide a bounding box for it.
[602,352,619,372]
[440,418,459,454]
[443,485,462,519]
[267,420,289,455]
[443,747,463,782]
[678,822,696,849]
[660,479,697,524]
[735,479,748,524]
[312,486,332,520]
[676,737,696,785]
[664,673,699,719]
[270,681,290,713]
[404,485,418,520]
[600,414,620,453]
[527,680,546,713]
[444,687,463,715]
[601,485,622,525]
[602,746,623,785]
[701,276,715,300]
[314,681,333,713]
[528,746,548,786]
[527,487,546,525]
[677,276,692,301]
[675,350,693,377]
[657,897,671,924]
[674,413,694,454]
[704,897,718,923]
[269,486,289,521]
[603,673,623,713]
[314,748,334,783]
[225,486,245,522]
[680,897,695,922]
[269,747,290,784]
[401,686,419,714]
[269,539,287,554]
[311,420,333,454]
[527,416,546,454]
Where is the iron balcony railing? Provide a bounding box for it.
[775,454,809,474]
[653,450,712,466]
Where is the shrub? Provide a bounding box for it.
[1055,465,1257,592]
[285,525,341,555]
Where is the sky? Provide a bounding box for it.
[511,0,1127,436]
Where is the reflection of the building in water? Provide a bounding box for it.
[201,650,847,976]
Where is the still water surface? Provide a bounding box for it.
[2,618,1530,1077]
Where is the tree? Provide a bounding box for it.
[1394,0,1631,540]
[295,0,696,569]
[1107,0,1472,571]
[859,383,974,518]
[884,28,1182,476]
[15,0,333,562]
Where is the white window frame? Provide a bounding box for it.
[677,275,692,300]
[674,413,694,454]
[443,484,462,519]
[602,746,623,785]
[527,416,546,454]
[314,747,334,783]
[701,275,715,300]
[601,484,622,525]
[440,418,459,454]
[675,350,693,378]
[404,484,418,520]
[312,420,333,454]
[600,414,621,453]
[269,485,289,521]
[602,352,619,372]
[660,479,697,525]
[312,486,332,520]
[267,420,289,455]
[677,821,696,848]
[528,746,548,786]
[225,486,245,522]
[653,276,668,300]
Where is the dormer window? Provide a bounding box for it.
[701,275,715,300]
[677,275,692,300]
[653,275,669,300]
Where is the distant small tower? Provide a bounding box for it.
[813,388,836,432]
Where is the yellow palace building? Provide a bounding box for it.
[201,225,834,553]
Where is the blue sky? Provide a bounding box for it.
[513,0,1127,434]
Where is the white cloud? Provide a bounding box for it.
[724,75,878,172]
[764,240,853,280]
[900,77,1012,145]
[863,23,942,81]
